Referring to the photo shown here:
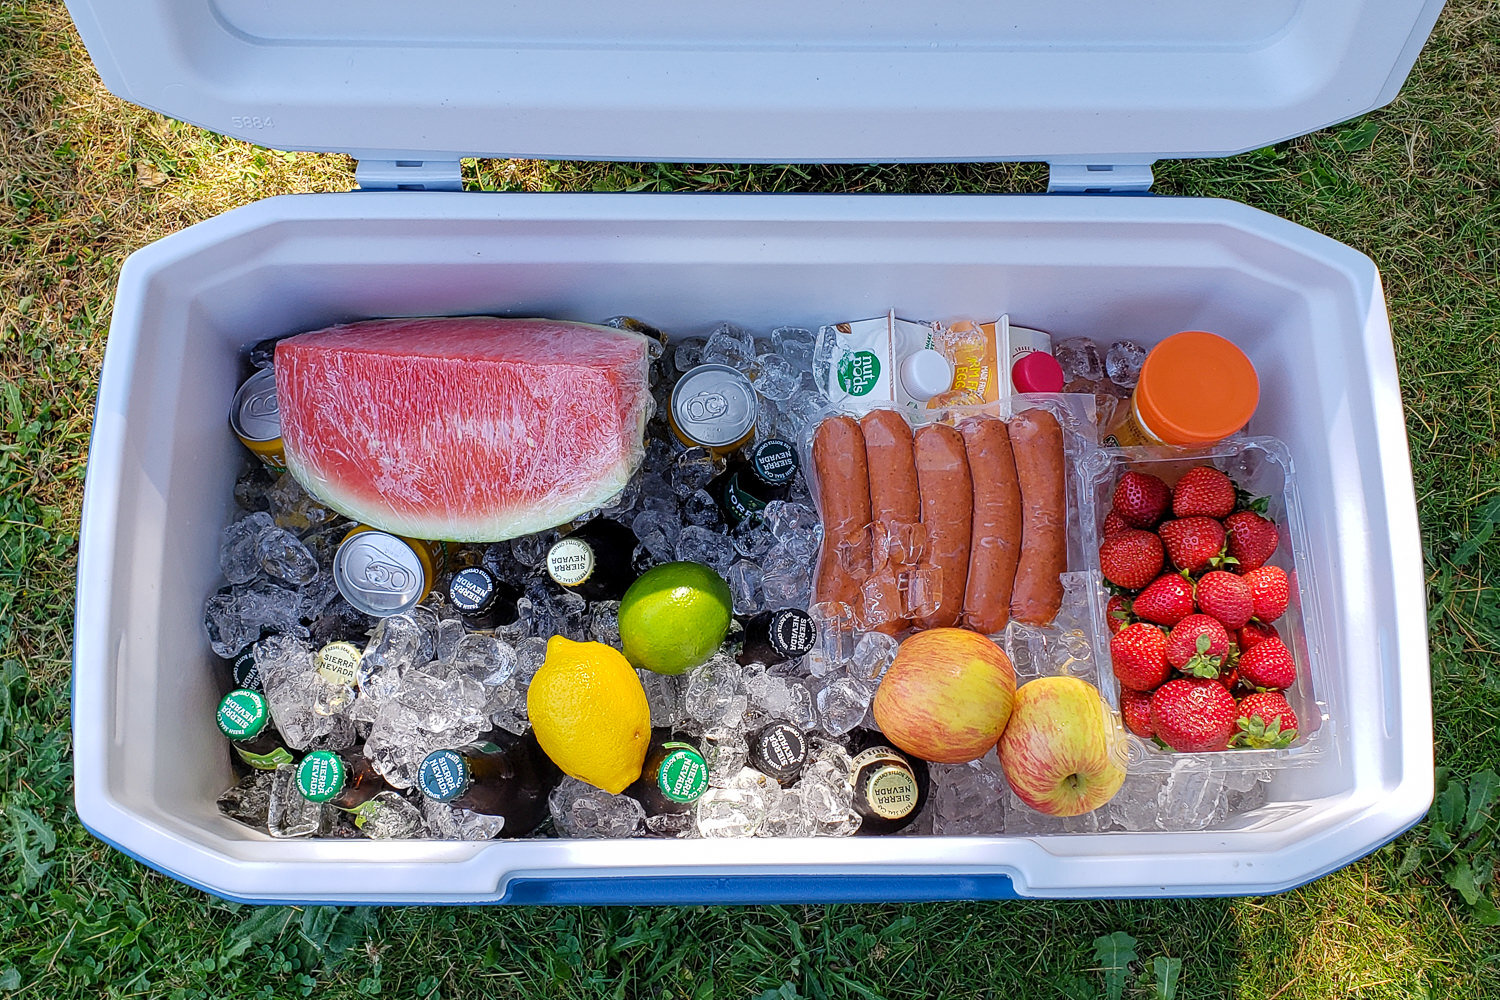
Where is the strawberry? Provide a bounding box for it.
[1106,594,1134,634]
[1099,529,1164,590]
[1150,678,1239,752]
[1171,466,1236,519]
[1112,471,1171,528]
[1243,565,1290,622]
[1132,573,1196,626]
[1102,510,1131,538]
[1224,510,1278,572]
[1195,570,1254,630]
[1237,636,1297,691]
[1158,517,1227,574]
[1235,691,1299,749]
[1165,614,1231,678]
[1110,623,1172,692]
[1217,665,1240,692]
[1120,687,1153,738]
[1237,620,1280,651]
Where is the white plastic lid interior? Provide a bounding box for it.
[64,0,1443,163]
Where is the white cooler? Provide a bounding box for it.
[65,0,1440,904]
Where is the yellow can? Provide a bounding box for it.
[333,526,443,617]
[229,368,286,469]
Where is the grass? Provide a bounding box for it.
[2,0,1499,997]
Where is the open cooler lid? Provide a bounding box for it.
[65,0,1442,171]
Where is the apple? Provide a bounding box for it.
[998,676,1126,817]
[871,628,1016,763]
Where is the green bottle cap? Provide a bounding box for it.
[656,743,709,803]
[216,689,269,740]
[296,750,347,802]
[418,749,471,802]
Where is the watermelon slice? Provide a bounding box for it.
[275,317,651,542]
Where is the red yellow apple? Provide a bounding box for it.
[871,628,1016,763]
[998,675,1126,816]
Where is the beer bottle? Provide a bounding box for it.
[216,689,295,770]
[747,722,808,786]
[296,750,397,819]
[736,607,817,667]
[416,732,561,836]
[625,729,710,816]
[847,728,930,836]
[715,438,800,527]
[446,566,522,632]
[544,517,638,602]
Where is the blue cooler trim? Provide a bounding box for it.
[499,874,1019,905]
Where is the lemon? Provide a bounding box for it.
[618,561,734,675]
[527,636,651,794]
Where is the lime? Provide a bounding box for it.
[618,561,734,675]
[527,636,651,794]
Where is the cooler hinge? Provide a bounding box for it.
[1046,162,1154,194]
[355,159,463,192]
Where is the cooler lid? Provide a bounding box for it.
[64,0,1443,165]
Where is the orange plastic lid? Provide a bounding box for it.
[1135,331,1259,445]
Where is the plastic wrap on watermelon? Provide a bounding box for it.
[274,317,652,542]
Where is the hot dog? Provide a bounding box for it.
[859,409,920,633]
[1009,407,1066,625]
[961,417,1022,634]
[812,416,872,612]
[913,423,973,629]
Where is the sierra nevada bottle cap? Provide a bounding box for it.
[448,566,497,614]
[768,608,817,659]
[748,723,808,784]
[545,537,595,587]
[296,751,348,803]
[655,743,709,803]
[750,438,799,487]
[418,749,471,802]
[216,689,269,740]
[315,641,362,687]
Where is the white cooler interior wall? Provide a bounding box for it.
[97,194,1400,872]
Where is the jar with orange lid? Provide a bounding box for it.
[1106,331,1259,446]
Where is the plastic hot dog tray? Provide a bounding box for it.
[65,0,1437,904]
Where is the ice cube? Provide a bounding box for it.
[672,447,721,498]
[762,501,822,558]
[256,526,319,586]
[814,677,870,737]
[204,588,257,658]
[1157,757,1227,832]
[731,518,776,561]
[644,811,696,839]
[701,324,756,371]
[703,730,751,787]
[675,525,738,573]
[1107,770,1165,832]
[674,336,707,372]
[639,669,689,728]
[758,786,815,837]
[588,601,622,648]
[233,463,276,514]
[234,579,309,643]
[355,790,425,839]
[726,560,767,615]
[267,473,334,534]
[220,511,276,585]
[509,531,555,569]
[217,771,274,830]
[266,764,331,838]
[760,545,813,610]
[433,617,467,664]
[772,327,816,371]
[695,787,768,837]
[1105,339,1148,389]
[548,776,646,838]
[685,655,748,731]
[1053,337,1105,382]
[930,758,1008,835]
[420,796,508,841]
[847,632,899,693]
[681,489,727,531]
[751,352,800,402]
[451,634,517,690]
[632,509,681,562]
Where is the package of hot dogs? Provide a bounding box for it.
[800,394,1098,639]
